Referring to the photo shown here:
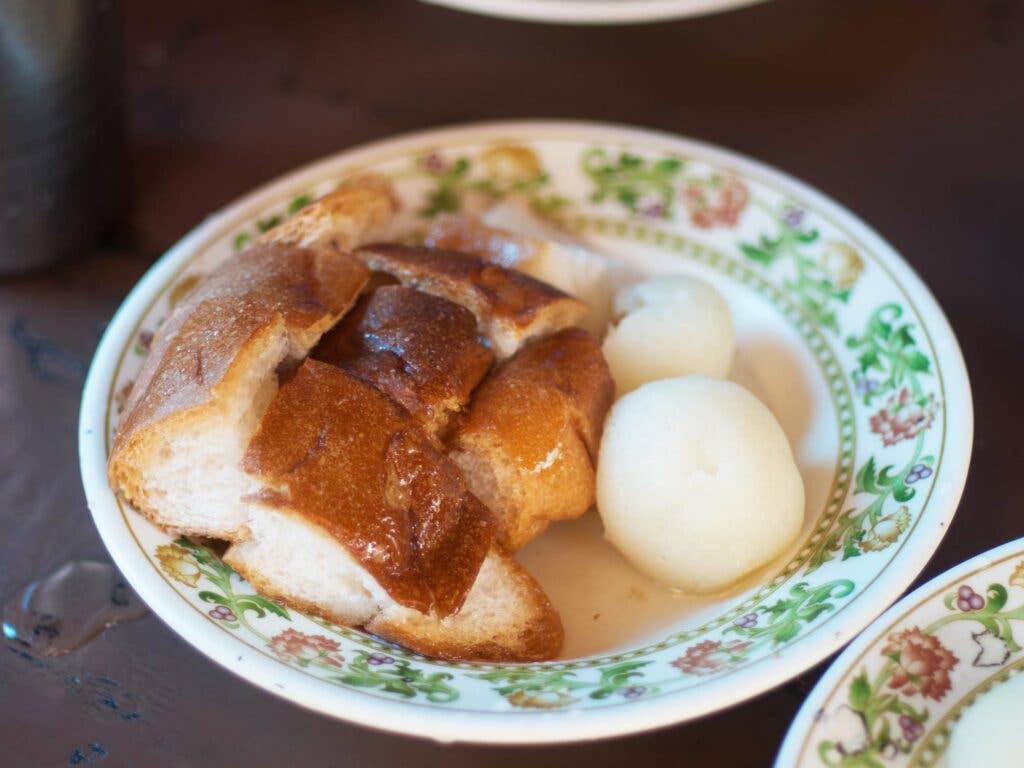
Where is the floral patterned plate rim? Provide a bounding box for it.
[79,121,972,744]
[421,0,769,25]
[776,537,1024,767]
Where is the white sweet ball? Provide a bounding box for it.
[596,376,805,593]
[602,275,734,395]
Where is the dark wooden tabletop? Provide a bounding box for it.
[2,0,1021,764]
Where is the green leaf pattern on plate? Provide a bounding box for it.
[739,205,860,335]
[334,651,459,703]
[474,660,653,708]
[412,145,569,218]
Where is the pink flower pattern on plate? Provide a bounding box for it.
[670,639,752,675]
[681,175,749,229]
[267,628,345,668]
[869,388,936,446]
[881,626,958,701]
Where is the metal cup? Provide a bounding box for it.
[0,0,126,275]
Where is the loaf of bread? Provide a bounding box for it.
[354,244,587,359]
[312,285,494,435]
[449,328,614,550]
[106,178,623,661]
[224,360,563,661]
[107,180,397,539]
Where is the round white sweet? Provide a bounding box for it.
[602,275,734,395]
[596,376,805,593]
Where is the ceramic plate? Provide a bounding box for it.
[79,121,971,744]
[421,0,768,24]
[777,538,1024,766]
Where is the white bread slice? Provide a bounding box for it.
[108,180,398,539]
[354,243,587,360]
[107,245,369,538]
[449,328,614,550]
[225,359,563,661]
[426,201,620,336]
[225,509,563,662]
[366,548,562,662]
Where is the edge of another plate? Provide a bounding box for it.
[775,537,1024,766]
[421,0,769,25]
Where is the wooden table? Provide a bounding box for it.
[2,1,1020,764]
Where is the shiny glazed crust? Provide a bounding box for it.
[354,243,587,359]
[312,286,494,435]
[450,328,615,550]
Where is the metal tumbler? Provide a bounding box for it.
[0,0,126,275]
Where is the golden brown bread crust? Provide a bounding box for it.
[230,544,564,663]
[500,327,615,460]
[424,213,537,268]
[354,244,587,358]
[110,243,369,470]
[241,359,495,617]
[367,551,565,662]
[450,328,614,550]
[259,175,398,252]
[311,286,494,434]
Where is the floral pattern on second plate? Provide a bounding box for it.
[813,562,1024,767]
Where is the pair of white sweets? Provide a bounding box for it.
[479,202,805,595]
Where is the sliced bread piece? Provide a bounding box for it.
[107,243,370,538]
[259,174,398,252]
[449,328,615,550]
[424,212,539,268]
[225,359,562,661]
[226,509,562,663]
[312,285,494,435]
[425,203,620,336]
[366,548,563,662]
[108,179,399,538]
[354,244,587,359]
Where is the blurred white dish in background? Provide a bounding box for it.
[777,538,1024,767]
[421,0,770,25]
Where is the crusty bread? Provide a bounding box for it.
[449,328,615,550]
[259,174,398,252]
[108,175,580,661]
[108,179,397,538]
[226,509,562,663]
[354,244,587,359]
[312,286,494,435]
[225,359,562,660]
[107,244,370,538]
[425,212,540,268]
[425,204,619,336]
[366,548,563,662]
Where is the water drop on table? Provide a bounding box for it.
[3,560,149,655]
